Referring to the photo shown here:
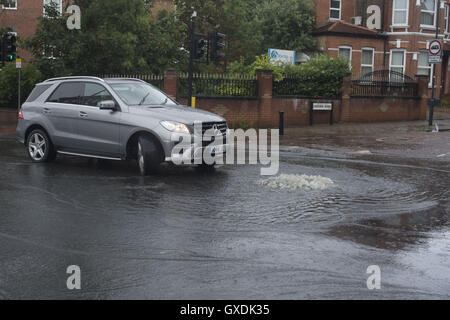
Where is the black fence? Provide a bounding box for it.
[177,73,257,98]
[351,70,419,98]
[99,74,164,89]
[273,77,303,96]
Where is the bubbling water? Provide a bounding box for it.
[258,174,336,191]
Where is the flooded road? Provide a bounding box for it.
[0,131,449,299]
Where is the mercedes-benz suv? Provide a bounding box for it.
[16,76,229,175]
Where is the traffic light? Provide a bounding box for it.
[209,31,225,61]
[1,34,17,63]
[194,34,207,60]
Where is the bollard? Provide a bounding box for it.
[279,111,284,136]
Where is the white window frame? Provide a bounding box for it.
[418,50,433,87]
[392,0,409,26]
[330,0,341,21]
[2,0,18,10]
[420,0,438,28]
[338,46,352,69]
[361,48,375,78]
[389,49,406,82]
[445,4,449,33]
[43,0,63,16]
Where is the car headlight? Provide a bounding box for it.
[160,121,190,134]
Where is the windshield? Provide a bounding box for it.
[110,82,177,106]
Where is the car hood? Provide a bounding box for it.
[129,104,225,125]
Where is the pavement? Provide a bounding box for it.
[0,107,449,299]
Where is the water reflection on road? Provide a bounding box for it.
[0,133,449,299]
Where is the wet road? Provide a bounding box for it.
[0,131,449,299]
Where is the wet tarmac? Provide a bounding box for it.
[0,128,449,299]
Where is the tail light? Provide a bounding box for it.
[18,108,24,120]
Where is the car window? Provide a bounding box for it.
[82,83,115,107]
[26,84,53,102]
[110,82,177,106]
[47,82,83,104]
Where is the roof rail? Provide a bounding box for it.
[44,76,105,83]
[103,78,147,83]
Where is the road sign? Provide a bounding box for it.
[428,39,442,64]
[313,103,332,111]
[16,58,21,69]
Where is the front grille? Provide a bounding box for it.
[201,121,228,136]
[200,121,228,147]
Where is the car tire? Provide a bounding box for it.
[26,129,56,163]
[137,135,162,176]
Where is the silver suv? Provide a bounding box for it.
[16,76,229,175]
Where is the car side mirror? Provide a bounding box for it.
[98,100,116,110]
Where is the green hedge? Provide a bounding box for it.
[230,54,350,98]
[0,63,43,108]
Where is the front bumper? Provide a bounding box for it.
[165,142,230,164]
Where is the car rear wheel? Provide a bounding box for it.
[137,135,161,176]
[26,129,56,163]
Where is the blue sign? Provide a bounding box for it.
[268,48,296,65]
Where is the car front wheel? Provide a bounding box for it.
[137,135,161,176]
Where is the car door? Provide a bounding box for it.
[43,82,83,149]
[74,82,121,157]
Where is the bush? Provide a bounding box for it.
[283,54,350,97]
[0,63,43,107]
[229,54,350,98]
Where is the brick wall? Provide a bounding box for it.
[163,70,427,128]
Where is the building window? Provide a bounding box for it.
[390,50,406,81]
[392,0,408,25]
[361,48,374,78]
[2,0,17,10]
[338,46,351,62]
[330,0,341,20]
[421,0,437,27]
[445,4,449,33]
[43,0,62,16]
[418,51,433,85]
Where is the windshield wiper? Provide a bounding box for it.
[161,98,168,105]
[139,92,150,105]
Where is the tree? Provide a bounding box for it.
[24,0,187,77]
[174,0,263,69]
[256,0,317,53]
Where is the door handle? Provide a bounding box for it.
[43,108,51,114]
[79,111,88,118]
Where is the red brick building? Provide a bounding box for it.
[314,0,450,96]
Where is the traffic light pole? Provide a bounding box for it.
[18,66,21,111]
[188,19,195,107]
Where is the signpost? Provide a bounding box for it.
[310,102,334,126]
[428,37,442,127]
[16,58,22,112]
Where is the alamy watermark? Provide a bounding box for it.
[366,265,381,290]
[66,265,81,290]
[169,122,279,176]
[66,5,81,30]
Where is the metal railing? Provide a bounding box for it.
[351,70,419,98]
[177,73,257,98]
[351,80,419,97]
[273,77,304,96]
